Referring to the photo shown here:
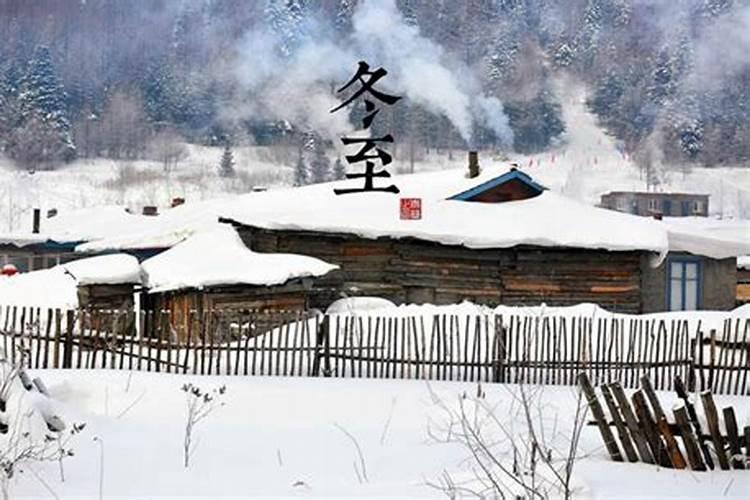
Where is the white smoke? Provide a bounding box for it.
[690,5,750,92]
[231,0,513,146]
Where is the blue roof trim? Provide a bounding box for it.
[449,169,547,201]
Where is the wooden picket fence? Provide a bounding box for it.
[0,305,748,395]
[581,373,749,471]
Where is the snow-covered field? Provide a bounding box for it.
[4,370,749,499]
[1,83,748,234]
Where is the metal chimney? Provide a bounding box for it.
[32,208,41,234]
[468,151,480,178]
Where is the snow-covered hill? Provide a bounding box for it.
[1,85,748,234]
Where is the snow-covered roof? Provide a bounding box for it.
[63,254,142,286]
[739,256,750,270]
[0,233,48,248]
[220,167,670,253]
[46,167,750,260]
[662,217,750,260]
[76,197,234,253]
[141,226,337,293]
[44,206,161,244]
[0,254,141,309]
[0,206,160,249]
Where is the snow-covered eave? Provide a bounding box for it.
[666,230,750,260]
[0,235,82,249]
[146,272,332,295]
[219,217,666,255]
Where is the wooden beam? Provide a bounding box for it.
[579,373,623,462]
[700,392,730,470]
[673,406,707,471]
[601,384,639,462]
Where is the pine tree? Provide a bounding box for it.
[219,144,236,178]
[310,146,331,184]
[335,0,355,33]
[333,157,347,180]
[294,149,309,186]
[15,45,76,165]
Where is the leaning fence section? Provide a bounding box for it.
[0,304,748,395]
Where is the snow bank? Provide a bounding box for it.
[0,254,141,309]
[8,370,750,499]
[221,167,670,254]
[141,225,337,293]
[326,296,397,314]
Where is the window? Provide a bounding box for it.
[693,201,703,214]
[648,198,660,211]
[668,258,701,311]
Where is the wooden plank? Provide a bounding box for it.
[610,383,654,464]
[673,406,707,471]
[674,376,714,470]
[700,392,730,470]
[632,390,671,467]
[600,384,639,462]
[578,373,623,462]
[722,407,745,469]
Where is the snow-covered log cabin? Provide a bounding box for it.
[220,156,749,313]
[139,226,336,341]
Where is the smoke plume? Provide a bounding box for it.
[231,0,513,146]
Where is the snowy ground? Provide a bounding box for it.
[1,83,748,233]
[5,370,750,499]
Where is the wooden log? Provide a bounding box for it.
[700,392,730,470]
[722,407,745,469]
[600,384,639,462]
[673,406,707,471]
[674,376,714,470]
[578,373,623,462]
[640,376,687,468]
[745,426,750,459]
[632,390,671,467]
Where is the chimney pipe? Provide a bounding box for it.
[32,208,40,234]
[468,151,480,178]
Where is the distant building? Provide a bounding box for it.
[600,191,709,217]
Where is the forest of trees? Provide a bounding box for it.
[0,0,747,176]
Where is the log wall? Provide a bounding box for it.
[237,226,645,313]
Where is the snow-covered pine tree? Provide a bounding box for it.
[265,0,309,58]
[648,50,676,106]
[310,146,331,184]
[397,0,418,26]
[219,144,236,178]
[335,0,355,33]
[294,149,309,186]
[16,45,76,164]
[333,157,347,180]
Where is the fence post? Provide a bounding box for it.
[62,310,75,369]
[312,315,330,377]
[493,315,506,383]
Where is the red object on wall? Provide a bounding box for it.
[400,198,422,220]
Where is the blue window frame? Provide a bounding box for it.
[666,257,702,311]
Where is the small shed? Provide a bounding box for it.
[140,226,336,341]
